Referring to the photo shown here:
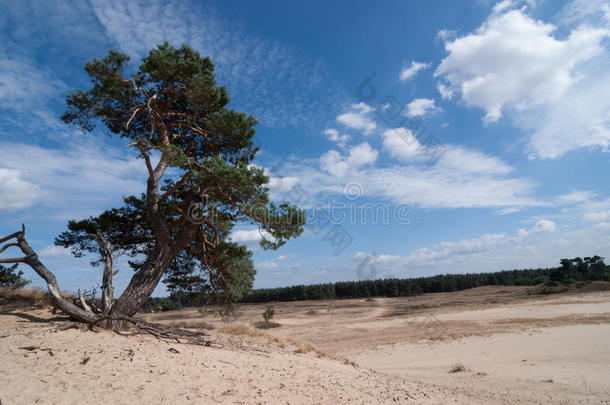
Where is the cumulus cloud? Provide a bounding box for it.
[0,168,41,211]
[320,143,378,177]
[405,98,438,118]
[435,3,610,158]
[336,103,377,134]
[346,143,378,167]
[436,83,453,100]
[382,128,423,161]
[518,219,557,236]
[230,228,274,249]
[323,128,351,148]
[399,61,431,82]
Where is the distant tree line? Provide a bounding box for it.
[141,256,610,312]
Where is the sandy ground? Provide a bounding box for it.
[2,283,610,403]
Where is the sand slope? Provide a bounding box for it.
[0,308,428,404]
[2,284,610,404]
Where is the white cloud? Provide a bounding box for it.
[231,228,273,244]
[320,143,378,177]
[518,219,557,236]
[370,232,509,269]
[346,143,378,167]
[578,197,610,222]
[435,29,456,42]
[39,245,72,258]
[406,98,437,118]
[436,8,607,123]
[399,61,431,82]
[0,168,41,211]
[436,146,513,175]
[359,220,610,279]
[557,191,596,204]
[0,142,146,219]
[323,128,351,148]
[0,58,66,129]
[292,142,539,211]
[435,3,610,158]
[437,83,453,100]
[320,150,350,177]
[382,128,423,161]
[361,165,536,210]
[336,103,377,134]
[383,129,513,175]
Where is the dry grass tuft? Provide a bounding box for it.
[294,342,316,354]
[305,309,317,315]
[167,320,215,330]
[342,358,358,367]
[254,321,281,329]
[0,287,73,308]
[217,323,288,349]
[449,362,466,373]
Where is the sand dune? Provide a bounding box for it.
[2,284,610,404]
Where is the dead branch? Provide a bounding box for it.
[0,225,97,323]
[77,289,94,314]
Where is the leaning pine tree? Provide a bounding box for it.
[0,43,305,325]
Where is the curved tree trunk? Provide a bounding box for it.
[110,245,176,317]
[0,227,97,323]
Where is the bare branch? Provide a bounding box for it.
[0,231,21,245]
[130,142,154,178]
[125,105,145,130]
[0,257,27,263]
[0,242,19,254]
[78,289,94,314]
[0,225,97,323]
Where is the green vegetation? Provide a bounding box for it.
[263,306,275,324]
[53,43,304,317]
[142,256,609,311]
[0,264,30,289]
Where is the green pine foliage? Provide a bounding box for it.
[0,264,31,289]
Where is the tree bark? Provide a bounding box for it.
[0,226,97,323]
[95,231,115,315]
[110,244,176,317]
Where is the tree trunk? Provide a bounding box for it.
[0,227,98,323]
[110,245,176,317]
[95,231,115,315]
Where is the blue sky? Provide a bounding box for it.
[1,0,610,296]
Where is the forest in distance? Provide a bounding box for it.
[142,256,610,312]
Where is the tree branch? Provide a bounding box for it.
[0,225,97,323]
[0,242,19,254]
[0,257,27,263]
[78,289,94,314]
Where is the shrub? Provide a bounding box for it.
[263,306,275,324]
